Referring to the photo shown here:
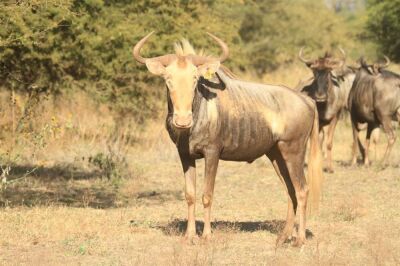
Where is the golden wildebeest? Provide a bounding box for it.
[297,48,356,173]
[348,56,400,166]
[133,32,323,247]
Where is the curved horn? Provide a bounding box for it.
[379,55,390,68]
[298,47,313,65]
[133,32,176,66]
[326,47,346,69]
[190,33,230,66]
[206,32,229,63]
[133,31,155,64]
[337,47,346,67]
[338,47,346,61]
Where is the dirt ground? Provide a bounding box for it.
[0,121,400,265]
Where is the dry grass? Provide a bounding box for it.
[1,65,400,265]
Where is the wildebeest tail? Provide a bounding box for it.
[307,103,324,214]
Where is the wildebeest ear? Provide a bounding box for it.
[198,61,221,78]
[145,60,166,76]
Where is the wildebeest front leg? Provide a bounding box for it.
[321,126,327,159]
[325,115,338,173]
[178,152,197,242]
[202,148,219,240]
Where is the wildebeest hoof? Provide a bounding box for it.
[201,232,212,241]
[183,233,199,245]
[275,233,291,248]
[291,237,305,248]
[349,163,359,169]
[324,167,334,173]
[378,163,389,170]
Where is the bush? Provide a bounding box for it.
[367,0,400,62]
[0,0,374,121]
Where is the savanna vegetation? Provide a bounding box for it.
[1,0,400,265]
[0,0,389,120]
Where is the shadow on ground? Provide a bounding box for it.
[0,184,122,208]
[135,190,183,204]
[0,163,157,209]
[1,187,183,209]
[8,164,103,181]
[1,163,183,209]
[0,163,119,208]
[335,159,365,167]
[148,219,313,238]
[335,159,400,169]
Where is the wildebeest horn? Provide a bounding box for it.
[190,33,230,66]
[133,31,154,64]
[337,47,346,66]
[206,32,229,63]
[338,47,346,61]
[298,47,313,65]
[133,31,176,65]
[325,48,346,69]
[378,55,390,69]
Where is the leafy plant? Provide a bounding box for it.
[367,0,400,62]
[88,145,128,182]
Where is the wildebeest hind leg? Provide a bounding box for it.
[276,140,308,247]
[266,146,296,247]
[379,115,397,166]
[351,120,364,166]
[201,148,220,240]
[364,124,378,166]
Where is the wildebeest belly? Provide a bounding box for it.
[219,112,276,162]
[351,94,376,123]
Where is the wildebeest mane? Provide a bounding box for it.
[174,39,238,80]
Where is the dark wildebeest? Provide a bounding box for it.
[133,32,323,247]
[296,48,356,172]
[348,56,400,166]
